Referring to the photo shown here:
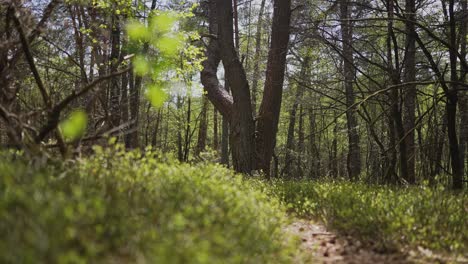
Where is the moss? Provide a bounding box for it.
[0,147,293,263]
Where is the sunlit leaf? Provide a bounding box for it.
[156,34,182,56]
[151,12,176,33]
[60,110,88,142]
[145,84,167,108]
[126,21,149,41]
[133,55,150,76]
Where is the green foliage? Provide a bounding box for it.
[59,110,88,142]
[270,180,467,254]
[145,84,168,108]
[0,148,293,263]
[126,9,204,109]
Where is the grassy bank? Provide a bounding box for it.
[0,147,293,263]
[270,180,467,255]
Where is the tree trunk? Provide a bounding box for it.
[297,105,305,176]
[403,0,417,184]
[448,0,462,189]
[256,0,292,177]
[109,13,121,129]
[213,108,219,151]
[387,0,408,182]
[196,95,209,155]
[221,112,230,166]
[126,65,140,149]
[183,97,192,162]
[151,108,162,147]
[458,0,467,185]
[177,96,183,161]
[308,107,320,179]
[250,0,266,116]
[217,0,256,173]
[339,0,361,180]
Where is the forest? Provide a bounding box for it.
[0,0,467,263]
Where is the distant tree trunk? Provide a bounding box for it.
[339,0,361,180]
[447,0,462,189]
[250,0,266,116]
[403,0,417,184]
[163,103,170,151]
[151,108,162,147]
[433,113,447,178]
[183,97,192,161]
[109,13,121,129]
[297,105,305,176]
[387,0,408,182]
[283,56,309,177]
[213,108,219,151]
[144,102,152,146]
[308,107,320,178]
[458,0,467,183]
[283,83,299,177]
[177,96,184,161]
[385,111,398,183]
[330,124,338,178]
[196,96,209,155]
[256,0,292,177]
[121,67,129,133]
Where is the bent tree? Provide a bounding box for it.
[201,0,292,175]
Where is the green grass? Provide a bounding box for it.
[0,147,294,263]
[269,180,468,255]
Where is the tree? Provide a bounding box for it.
[339,0,361,180]
[201,0,291,175]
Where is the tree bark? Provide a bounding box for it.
[196,95,209,155]
[250,0,266,116]
[403,0,417,184]
[458,0,467,185]
[109,13,121,129]
[213,108,219,151]
[339,0,361,180]
[256,0,292,177]
[448,0,462,189]
[216,0,256,173]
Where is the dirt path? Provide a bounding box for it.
[287,219,468,263]
[286,219,411,264]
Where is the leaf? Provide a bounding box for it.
[151,12,177,33]
[133,55,150,76]
[60,110,88,142]
[145,84,167,108]
[126,21,149,41]
[156,34,182,56]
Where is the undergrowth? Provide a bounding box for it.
[0,147,294,263]
[269,180,467,255]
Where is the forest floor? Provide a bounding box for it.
[286,219,468,264]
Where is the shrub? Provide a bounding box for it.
[0,147,293,263]
[270,180,468,254]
